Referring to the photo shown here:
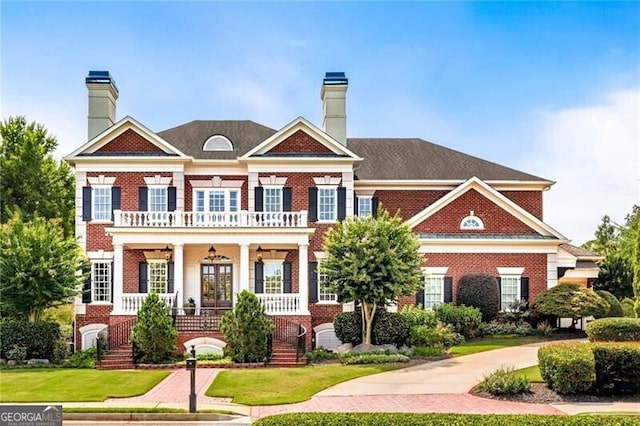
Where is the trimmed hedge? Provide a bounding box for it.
[595,290,623,318]
[434,303,482,338]
[0,321,61,361]
[586,317,640,342]
[537,343,594,394]
[340,353,410,365]
[254,413,639,426]
[334,311,410,347]
[334,312,362,345]
[456,274,500,322]
[592,342,640,395]
[620,298,636,318]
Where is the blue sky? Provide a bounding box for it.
[2,1,638,245]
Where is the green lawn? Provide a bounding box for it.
[207,363,406,405]
[449,335,549,357]
[514,365,543,382]
[0,369,169,402]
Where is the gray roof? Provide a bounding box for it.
[156,121,548,182]
[560,244,603,259]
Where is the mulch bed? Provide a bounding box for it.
[470,383,640,404]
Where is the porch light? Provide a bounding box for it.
[162,245,173,261]
[256,246,264,262]
[207,245,217,260]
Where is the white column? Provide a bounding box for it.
[298,243,309,314]
[174,243,184,303]
[239,243,250,295]
[112,244,124,314]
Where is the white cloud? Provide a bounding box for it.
[523,87,639,245]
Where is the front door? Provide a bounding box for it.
[201,264,233,313]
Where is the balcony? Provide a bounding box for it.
[113,210,308,228]
[121,293,175,314]
[256,293,301,315]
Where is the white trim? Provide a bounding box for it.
[190,178,244,188]
[259,176,288,186]
[144,175,173,186]
[192,187,241,214]
[354,179,554,191]
[317,185,338,222]
[497,267,525,275]
[87,250,114,259]
[418,240,565,254]
[421,266,449,275]
[203,135,233,152]
[87,175,116,186]
[313,176,342,185]
[313,251,327,260]
[460,212,484,230]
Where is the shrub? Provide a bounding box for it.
[620,298,637,317]
[537,343,594,394]
[63,348,97,368]
[220,290,274,363]
[591,342,640,395]
[476,365,531,395]
[340,353,409,365]
[409,324,464,348]
[412,346,446,357]
[399,305,438,328]
[131,293,178,364]
[372,311,410,347]
[333,311,362,345]
[479,320,534,336]
[533,283,609,328]
[196,352,225,361]
[0,321,61,361]
[306,348,338,363]
[594,290,623,318]
[456,274,500,322]
[434,303,482,338]
[535,320,555,337]
[586,317,640,342]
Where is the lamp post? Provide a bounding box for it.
[186,345,197,413]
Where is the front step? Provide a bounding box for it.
[268,341,307,367]
[97,344,135,370]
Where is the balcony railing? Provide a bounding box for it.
[256,293,301,315]
[121,293,174,314]
[113,210,308,228]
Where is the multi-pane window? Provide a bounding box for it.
[92,261,111,302]
[358,197,372,217]
[92,187,111,221]
[264,262,283,294]
[318,187,337,221]
[209,191,225,212]
[264,187,282,212]
[318,270,337,302]
[500,275,520,311]
[424,275,444,310]
[149,261,168,294]
[194,189,240,222]
[149,187,168,212]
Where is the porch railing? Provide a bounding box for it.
[268,316,307,363]
[113,210,308,228]
[174,307,224,331]
[121,293,174,314]
[96,317,137,363]
[256,293,301,315]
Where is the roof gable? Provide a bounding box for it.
[265,129,335,156]
[95,128,165,154]
[406,176,566,239]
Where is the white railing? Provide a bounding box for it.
[121,293,174,315]
[256,293,301,315]
[113,210,308,228]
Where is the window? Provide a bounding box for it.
[318,269,337,302]
[500,275,521,311]
[194,189,240,223]
[460,212,484,230]
[149,187,168,212]
[264,262,283,294]
[358,197,372,217]
[318,187,337,221]
[92,187,111,221]
[92,261,111,302]
[424,275,444,310]
[203,135,233,151]
[263,187,282,213]
[149,261,168,293]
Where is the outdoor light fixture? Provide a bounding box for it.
[162,245,173,261]
[256,246,264,262]
[207,245,217,260]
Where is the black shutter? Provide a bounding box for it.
[354,195,359,216]
[111,187,121,222]
[138,187,148,211]
[308,262,318,303]
[308,187,318,221]
[444,277,453,303]
[521,277,529,302]
[168,187,177,212]
[82,187,92,221]
[337,187,347,220]
[283,261,292,293]
[110,262,114,303]
[416,287,425,308]
[496,277,502,309]
[255,187,264,212]
[283,187,292,211]
[167,261,175,293]
[82,264,92,303]
[372,197,379,218]
[255,262,264,293]
[139,262,148,293]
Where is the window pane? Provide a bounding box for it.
[264,188,282,213]
[264,263,283,294]
[93,187,111,220]
[501,276,520,311]
[195,191,205,212]
[318,270,337,302]
[149,188,167,212]
[424,275,443,310]
[149,262,168,293]
[92,261,111,302]
[229,191,238,212]
[318,188,336,221]
[358,197,372,216]
[209,191,225,212]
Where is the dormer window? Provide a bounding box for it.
[203,135,233,151]
[460,211,484,230]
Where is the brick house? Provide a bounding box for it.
[65,71,595,360]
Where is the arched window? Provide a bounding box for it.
[203,135,233,151]
[460,212,484,230]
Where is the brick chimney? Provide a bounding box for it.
[320,72,348,146]
[86,71,119,140]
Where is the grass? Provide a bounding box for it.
[207,363,406,405]
[514,365,543,382]
[449,335,549,357]
[63,407,187,413]
[0,369,169,402]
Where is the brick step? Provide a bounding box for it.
[97,364,135,370]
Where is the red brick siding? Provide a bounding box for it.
[86,224,112,251]
[375,190,448,221]
[184,176,249,211]
[87,172,173,212]
[95,129,164,153]
[502,191,543,220]
[413,189,537,234]
[267,130,334,154]
[124,250,147,293]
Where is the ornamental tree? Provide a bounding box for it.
[320,209,423,345]
[533,283,610,328]
[131,292,178,363]
[0,213,84,321]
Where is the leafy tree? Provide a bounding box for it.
[583,215,619,258]
[0,116,74,237]
[456,274,501,322]
[131,292,178,363]
[533,283,609,328]
[0,213,84,321]
[220,290,274,363]
[594,290,623,318]
[593,254,634,300]
[633,223,640,317]
[320,209,423,345]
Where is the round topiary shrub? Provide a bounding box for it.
[595,290,623,318]
[333,311,362,345]
[620,298,637,318]
[586,317,640,342]
[371,311,410,347]
[456,274,500,322]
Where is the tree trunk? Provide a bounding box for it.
[361,302,377,345]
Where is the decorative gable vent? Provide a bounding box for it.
[203,135,233,151]
[460,211,484,230]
